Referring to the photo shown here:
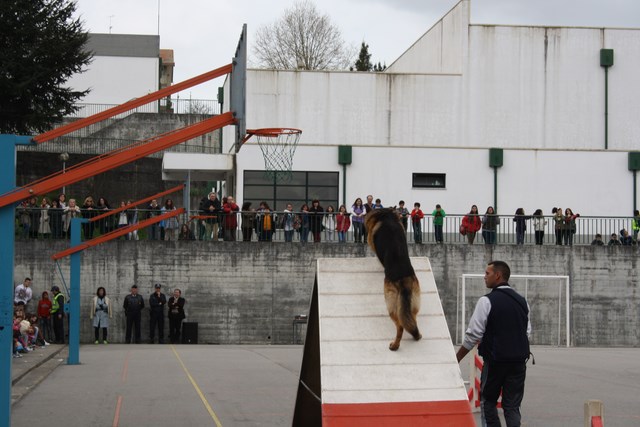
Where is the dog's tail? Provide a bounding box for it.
[399,275,421,339]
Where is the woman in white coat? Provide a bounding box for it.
[90,287,113,344]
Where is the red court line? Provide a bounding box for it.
[112,395,123,427]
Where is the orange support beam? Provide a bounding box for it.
[0,112,235,209]
[51,208,185,260]
[34,64,232,144]
[91,184,184,223]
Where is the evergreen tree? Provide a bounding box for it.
[373,62,387,72]
[354,42,372,72]
[0,0,92,134]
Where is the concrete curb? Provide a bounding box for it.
[11,346,67,406]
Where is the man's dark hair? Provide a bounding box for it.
[25,277,32,282]
[488,260,511,281]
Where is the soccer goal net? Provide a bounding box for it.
[456,274,571,347]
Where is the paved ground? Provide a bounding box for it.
[9,345,640,426]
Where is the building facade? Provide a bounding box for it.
[225,0,640,218]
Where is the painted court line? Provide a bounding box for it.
[171,345,223,427]
[112,395,123,427]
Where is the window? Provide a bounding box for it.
[243,171,339,211]
[412,173,446,189]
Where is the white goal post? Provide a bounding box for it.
[458,274,571,347]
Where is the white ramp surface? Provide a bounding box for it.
[316,257,473,425]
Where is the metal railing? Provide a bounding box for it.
[13,209,640,246]
[67,99,220,118]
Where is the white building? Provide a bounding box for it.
[225,0,640,218]
[66,33,161,109]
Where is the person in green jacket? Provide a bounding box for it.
[632,210,640,242]
[432,204,446,243]
[50,286,65,344]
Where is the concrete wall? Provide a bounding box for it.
[14,241,640,347]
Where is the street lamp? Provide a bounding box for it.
[59,152,69,195]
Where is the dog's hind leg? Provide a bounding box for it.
[388,312,403,351]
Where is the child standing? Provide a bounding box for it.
[336,205,351,243]
[37,291,52,343]
[432,204,446,243]
[411,203,424,244]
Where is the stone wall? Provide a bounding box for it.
[14,241,640,346]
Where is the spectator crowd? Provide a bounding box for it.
[14,193,640,246]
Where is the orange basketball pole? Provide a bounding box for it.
[90,184,185,224]
[51,208,185,260]
[33,64,232,144]
[0,112,235,209]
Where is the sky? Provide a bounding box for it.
[73,0,640,100]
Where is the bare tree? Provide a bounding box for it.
[253,0,355,70]
[186,100,212,115]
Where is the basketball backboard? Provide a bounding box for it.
[231,24,247,153]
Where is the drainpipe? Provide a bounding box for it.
[342,164,347,207]
[338,146,352,206]
[630,152,640,212]
[600,49,614,150]
[489,148,503,213]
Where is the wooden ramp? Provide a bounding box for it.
[293,257,474,426]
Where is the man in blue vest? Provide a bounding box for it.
[50,286,65,344]
[456,260,531,427]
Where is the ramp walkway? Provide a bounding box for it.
[294,257,474,426]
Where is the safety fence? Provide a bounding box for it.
[12,209,640,246]
[67,99,220,118]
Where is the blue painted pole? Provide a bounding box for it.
[0,134,34,427]
[67,218,87,365]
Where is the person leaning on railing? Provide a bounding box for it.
[563,208,579,246]
[552,207,564,245]
[240,202,255,242]
[146,199,161,240]
[482,206,498,245]
[96,197,112,235]
[461,205,482,245]
[48,199,64,239]
[201,192,221,241]
[632,210,640,242]
[336,205,351,243]
[255,202,275,242]
[281,204,296,243]
[222,196,240,241]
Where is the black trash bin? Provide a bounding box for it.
[182,322,198,344]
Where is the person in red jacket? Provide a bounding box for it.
[336,204,351,243]
[37,291,53,343]
[222,196,240,241]
[461,204,482,244]
[410,202,424,244]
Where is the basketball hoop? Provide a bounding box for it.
[242,128,302,181]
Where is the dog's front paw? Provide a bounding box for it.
[389,341,400,351]
[414,333,422,341]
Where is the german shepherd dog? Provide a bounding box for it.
[365,208,422,351]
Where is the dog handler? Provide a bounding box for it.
[456,260,531,427]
